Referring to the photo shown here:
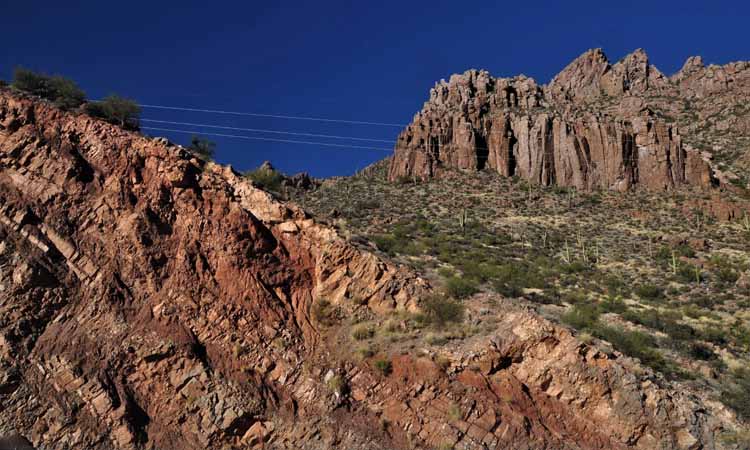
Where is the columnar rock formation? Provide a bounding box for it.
[0,90,743,449]
[388,48,750,191]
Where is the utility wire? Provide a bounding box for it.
[136,103,405,127]
[141,126,392,152]
[140,119,396,143]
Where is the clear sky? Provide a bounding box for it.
[2,0,748,177]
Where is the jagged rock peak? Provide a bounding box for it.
[388,48,723,190]
[547,48,612,101]
[680,55,705,73]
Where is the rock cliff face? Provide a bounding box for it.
[0,90,741,449]
[388,48,750,191]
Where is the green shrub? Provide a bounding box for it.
[421,294,464,327]
[187,135,216,160]
[355,345,375,359]
[634,283,664,301]
[599,296,627,314]
[562,303,680,377]
[604,275,627,296]
[562,303,600,330]
[716,267,740,284]
[490,262,549,297]
[245,165,284,192]
[698,326,728,345]
[593,326,674,375]
[326,375,347,394]
[721,368,750,420]
[622,310,695,341]
[676,262,702,283]
[13,67,51,96]
[370,234,397,255]
[444,276,478,299]
[688,343,717,361]
[561,260,590,274]
[710,255,743,285]
[373,358,392,376]
[47,75,86,109]
[86,94,140,129]
[12,67,86,110]
[351,324,375,340]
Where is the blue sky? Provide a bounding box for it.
[2,0,748,177]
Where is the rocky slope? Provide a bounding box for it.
[0,90,745,449]
[389,48,750,192]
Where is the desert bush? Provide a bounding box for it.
[622,310,695,341]
[698,326,728,345]
[12,67,86,110]
[599,296,627,314]
[594,325,675,375]
[326,375,347,394]
[676,262,702,283]
[562,303,600,330]
[421,294,464,327]
[373,358,392,376]
[351,324,375,341]
[655,244,695,268]
[355,345,375,359]
[688,342,717,361]
[424,332,448,345]
[187,135,216,160]
[444,276,478,299]
[710,255,743,285]
[490,261,548,298]
[12,67,52,96]
[47,76,86,109]
[370,234,397,255]
[721,368,750,420]
[561,260,590,274]
[634,283,664,301]
[85,94,140,130]
[604,275,627,296]
[244,165,284,192]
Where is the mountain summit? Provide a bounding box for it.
[389,48,750,193]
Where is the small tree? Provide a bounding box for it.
[48,76,86,109]
[187,135,216,159]
[12,67,86,110]
[12,67,51,97]
[86,94,140,130]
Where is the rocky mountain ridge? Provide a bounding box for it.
[388,48,750,192]
[0,88,746,449]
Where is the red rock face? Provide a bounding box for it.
[0,91,740,449]
[388,48,747,191]
[0,91,426,449]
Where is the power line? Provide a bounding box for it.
[141,126,392,152]
[136,103,406,127]
[140,119,396,143]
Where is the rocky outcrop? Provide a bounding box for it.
[0,91,741,449]
[387,48,750,191]
[0,91,425,450]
